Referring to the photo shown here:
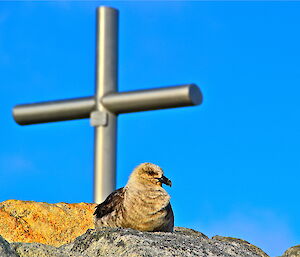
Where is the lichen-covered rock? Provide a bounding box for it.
[62,227,269,257]
[65,227,267,257]
[0,200,96,246]
[281,245,300,257]
[10,242,70,257]
[1,227,270,257]
[174,227,209,239]
[0,235,18,257]
[212,235,269,257]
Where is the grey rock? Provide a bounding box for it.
[212,235,269,257]
[0,235,18,257]
[60,227,267,257]
[174,227,209,239]
[1,227,270,257]
[281,245,300,257]
[10,242,70,257]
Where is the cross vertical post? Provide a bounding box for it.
[92,7,118,203]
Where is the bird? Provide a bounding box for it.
[94,162,174,232]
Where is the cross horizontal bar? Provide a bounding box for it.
[13,84,202,125]
[102,84,202,114]
[13,97,95,125]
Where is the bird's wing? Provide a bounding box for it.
[94,187,125,219]
[166,202,174,229]
[154,202,174,232]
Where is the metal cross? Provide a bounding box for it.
[12,6,203,203]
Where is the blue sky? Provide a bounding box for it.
[1,1,300,256]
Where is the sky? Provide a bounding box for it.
[1,1,300,256]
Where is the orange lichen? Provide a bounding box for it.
[0,200,96,246]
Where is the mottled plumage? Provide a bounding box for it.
[94,163,174,232]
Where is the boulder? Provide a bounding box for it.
[212,235,269,257]
[1,227,270,257]
[0,200,96,246]
[281,245,300,257]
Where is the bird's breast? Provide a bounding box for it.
[122,188,170,231]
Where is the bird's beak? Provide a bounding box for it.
[160,175,172,187]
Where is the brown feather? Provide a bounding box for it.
[94,163,174,232]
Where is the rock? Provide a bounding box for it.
[0,235,18,257]
[0,200,96,246]
[60,227,217,257]
[174,227,209,239]
[281,245,300,257]
[2,227,270,257]
[212,235,269,257]
[10,242,70,257]
[75,227,269,257]
[0,200,271,256]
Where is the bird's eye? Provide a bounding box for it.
[147,170,157,176]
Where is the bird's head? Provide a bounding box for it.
[127,162,172,188]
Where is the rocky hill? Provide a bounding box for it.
[0,200,297,257]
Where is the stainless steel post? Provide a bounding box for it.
[93,7,118,203]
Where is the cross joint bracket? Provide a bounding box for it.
[90,111,108,127]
